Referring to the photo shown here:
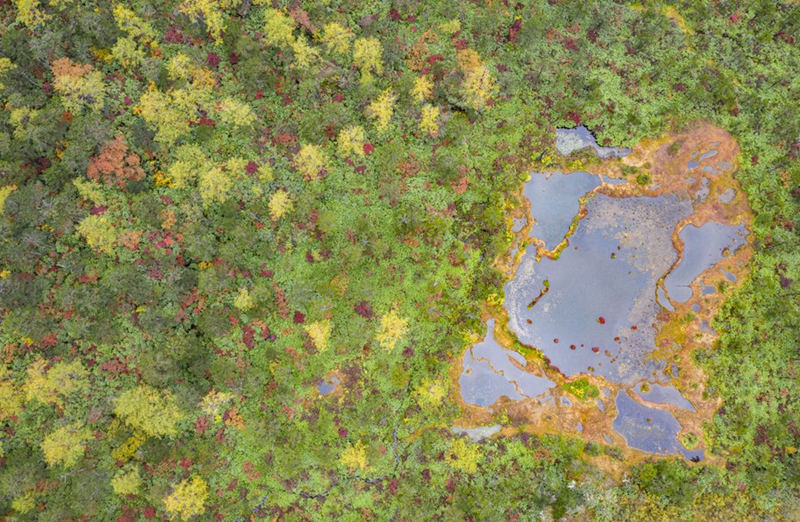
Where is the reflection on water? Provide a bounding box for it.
[525,171,599,250]
[317,375,340,395]
[614,392,703,460]
[459,320,554,407]
[664,222,746,303]
[459,131,747,460]
[633,382,695,411]
[505,191,692,383]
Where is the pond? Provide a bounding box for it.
[457,124,751,459]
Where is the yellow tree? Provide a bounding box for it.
[0,366,23,421]
[110,37,146,70]
[178,0,240,43]
[111,465,142,496]
[294,144,328,181]
[165,144,207,188]
[0,57,17,91]
[41,422,91,468]
[51,58,106,113]
[115,385,185,438]
[14,0,47,27]
[0,184,17,214]
[353,37,383,83]
[263,8,296,47]
[367,89,396,132]
[321,22,352,56]
[24,357,89,406]
[75,215,116,254]
[198,165,232,206]
[164,476,209,521]
[411,75,433,103]
[136,88,190,146]
[457,49,497,111]
[291,36,319,70]
[113,5,157,42]
[216,98,256,127]
[419,105,440,136]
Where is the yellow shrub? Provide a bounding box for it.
[164,476,209,521]
[257,163,274,182]
[268,189,292,220]
[340,440,367,471]
[11,492,35,514]
[233,287,255,311]
[414,378,446,408]
[367,89,396,132]
[0,184,17,214]
[336,125,366,157]
[440,19,462,35]
[304,320,332,351]
[449,438,482,473]
[294,144,328,181]
[376,309,409,350]
[41,422,91,468]
[200,390,233,417]
[420,105,440,136]
[115,385,185,438]
[353,37,383,83]
[411,75,433,103]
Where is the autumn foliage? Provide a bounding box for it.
[86,135,145,188]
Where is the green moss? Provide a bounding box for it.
[562,378,600,400]
[680,432,699,450]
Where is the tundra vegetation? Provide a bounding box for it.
[0,0,797,519]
